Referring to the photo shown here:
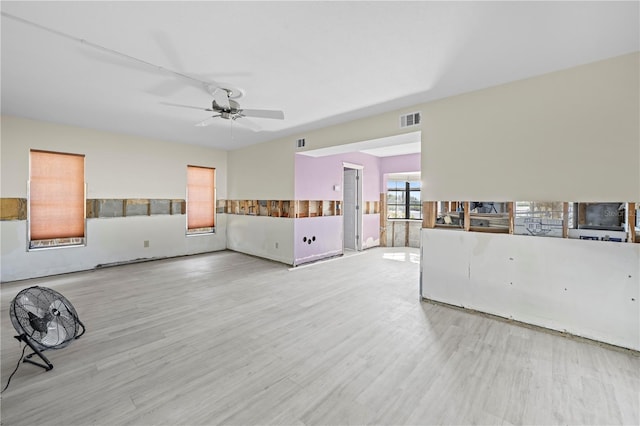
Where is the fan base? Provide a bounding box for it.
[14,335,53,371]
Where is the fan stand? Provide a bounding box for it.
[14,335,54,371]
[13,314,86,372]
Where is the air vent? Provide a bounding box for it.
[400,112,421,128]
[296,138,306,148]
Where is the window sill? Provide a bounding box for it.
[186,227,216,236]
[29,238,86,251]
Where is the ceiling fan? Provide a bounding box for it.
[163,85,284,131]
[0,12,284,131]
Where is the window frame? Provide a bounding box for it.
[387,179,422,220]
[186,165,216,236]
[28,149,86,251]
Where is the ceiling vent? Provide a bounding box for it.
[400,112,421,128]
[296,138,306,148]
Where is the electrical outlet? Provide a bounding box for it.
[144,240,149,248]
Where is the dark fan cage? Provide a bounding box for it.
[9,286,85,371]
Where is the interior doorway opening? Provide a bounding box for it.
[343,163,363,252]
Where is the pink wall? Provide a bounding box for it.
[294,216,343,265]
[380,152,420,174]
[295,152,381,201]
[293,151,420,264]
[294,152,381,264]
[379,153,421,187]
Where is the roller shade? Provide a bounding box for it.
[187,166,215,229]
[30,150,85,240]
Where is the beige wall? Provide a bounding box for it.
[230,52,639,203]
[226,105,422,201]
[1,116,228,281]
[3,53,637,277]
[225,53,639,265]
[421,52,639,202]
[1,116,227,199]
[227,138,295,200]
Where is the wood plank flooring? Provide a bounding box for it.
[1,247,638,425]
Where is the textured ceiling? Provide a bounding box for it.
[1,1,638,151]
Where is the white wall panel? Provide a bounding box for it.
[1,215,227,282]
[421,229,640,350]
[226,215,294,265]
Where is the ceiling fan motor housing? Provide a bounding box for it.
[213,99,240,111]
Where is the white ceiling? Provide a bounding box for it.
[1,1,638,151]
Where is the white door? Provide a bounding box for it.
[343,168,361,251]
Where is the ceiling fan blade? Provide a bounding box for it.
[160,102,212,112]
[0,13,220,98]
[195,115,220,127]
[152,31,184,73]
[147,80,190,97]
[240,109,284,120]
[234,117,261,131]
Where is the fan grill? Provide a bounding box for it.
[10,286,79,350]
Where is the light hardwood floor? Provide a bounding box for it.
[1,247,638,425]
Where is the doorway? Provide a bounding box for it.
[343,163,363,251]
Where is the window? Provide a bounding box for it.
[514,201,567,238]
[187,165,215,234]
[515,201,565,220]
[387,177,421,219]
[29,150,85,249]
